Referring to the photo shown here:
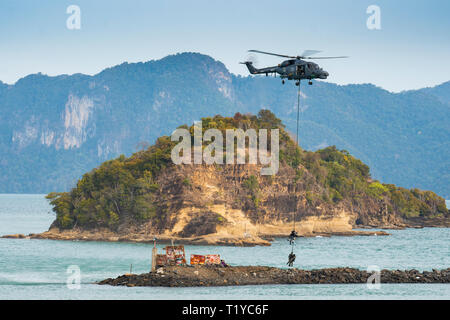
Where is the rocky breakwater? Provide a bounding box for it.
[98,265,450,287]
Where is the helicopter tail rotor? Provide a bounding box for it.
[239,61,259,74]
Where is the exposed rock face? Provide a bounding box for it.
[10,94,96,152]
[98,265,450,287]
[155,163,390,239]
[28,162,393,246]
[62,94,94,149]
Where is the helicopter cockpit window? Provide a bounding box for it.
[280,60,295,67]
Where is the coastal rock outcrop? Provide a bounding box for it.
[98,265,450,287]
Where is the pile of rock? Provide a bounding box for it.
[97,265,450,287]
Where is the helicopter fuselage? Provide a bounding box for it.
[242,59,329,81]
[277,59,329,80]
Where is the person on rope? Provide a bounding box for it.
[287,250,296,267]
[288,230,298,245]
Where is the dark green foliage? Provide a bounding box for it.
[47,136,174,229]
[182,178,191,187]
[386,185,448,218]
[367,182,389,199]
[243,175,260,207]
[46,192,74,228]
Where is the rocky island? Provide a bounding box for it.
[98,265,450,287]
[4,111,448,246]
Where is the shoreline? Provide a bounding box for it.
[98,265,450,287]
[2,219,448,246]
[1,228,390,246]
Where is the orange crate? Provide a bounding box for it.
[190,254,205,265]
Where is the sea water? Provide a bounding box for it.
[0,194,448,300]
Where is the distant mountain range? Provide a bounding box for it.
[0,52,449,198]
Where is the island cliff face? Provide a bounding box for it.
[30,111,448,246]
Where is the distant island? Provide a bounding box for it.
[6,111,447,246]
[0,53,449,198]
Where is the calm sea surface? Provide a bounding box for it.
[0,194,449,299]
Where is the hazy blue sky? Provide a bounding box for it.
[1,0,449,92]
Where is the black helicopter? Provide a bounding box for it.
[241,49,348,85]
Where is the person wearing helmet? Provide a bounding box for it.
[288,230,298,245]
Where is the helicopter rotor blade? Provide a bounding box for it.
[248,49,348,60]
[248,50,295,59]
[304,56,349,59]
[300,50,322,57]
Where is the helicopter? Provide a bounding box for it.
[240,49,348,85]
[241,50,347,267]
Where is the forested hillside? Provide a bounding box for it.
[0,53,448,198]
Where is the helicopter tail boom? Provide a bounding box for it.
[239,61,259,74]
[240,61,278,75]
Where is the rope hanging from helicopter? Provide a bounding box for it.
[286,81,301,267]
[295,81,300,233]
[242,49,348,268]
